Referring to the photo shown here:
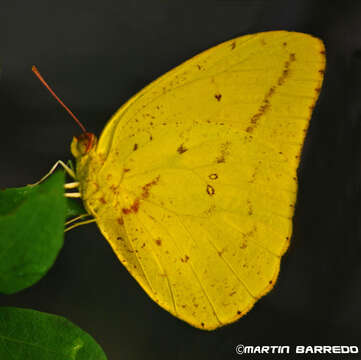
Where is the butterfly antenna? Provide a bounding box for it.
[32,65,87,134]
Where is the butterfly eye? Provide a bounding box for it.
[75,132,97,155]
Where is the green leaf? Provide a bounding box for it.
[0,307,107,360]
[0,171,66,294]
[66,198,86,219]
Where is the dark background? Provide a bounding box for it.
[0,0,360,359]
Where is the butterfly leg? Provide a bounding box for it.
[64,180,81,198]
[65,218,97,232]
[31,160,76,186]
[65,213,92,226]
[65,192,81,198]
[65,182,80,189]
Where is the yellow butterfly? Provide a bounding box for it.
[34,31,325,330]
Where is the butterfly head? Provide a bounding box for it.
[71,132,97,158]
[31,67,98,159]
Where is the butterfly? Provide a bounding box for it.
[34,31,325,330]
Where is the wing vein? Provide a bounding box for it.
[183,217,257,299]
[147,211,223,326]
[218,214,282,258]
[136,210,177,315]
[100,34,297,156]
[121,215,156,295]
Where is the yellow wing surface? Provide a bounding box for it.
[75,31,325,330]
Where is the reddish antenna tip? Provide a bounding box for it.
[32,65,87,134]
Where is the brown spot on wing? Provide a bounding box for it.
[248,162,261,184]
[142,175,160,198]
[241,226,257,248]
[206,184,215,196]
[110,184,119,194]
[177,144,188,154]
[209,173,218,180]
[247,199,253,216]
[122,199,140,214]
[215,141,231,163]
[131,199,140,212]
[133,143,138,151]
[231,41,236,50]
[122,176,160,215]
[155,238,162,246]
[214,93,222,101]
[246,53,296,134]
